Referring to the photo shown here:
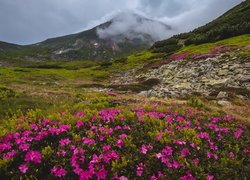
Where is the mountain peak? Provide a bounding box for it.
[96,11,171,42]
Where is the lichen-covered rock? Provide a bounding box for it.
[111,51,250,99]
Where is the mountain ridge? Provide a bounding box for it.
[0,12,171,61]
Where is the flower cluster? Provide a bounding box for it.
[191,54,218,60]
[0,108,249,179]
[169,53,189,61]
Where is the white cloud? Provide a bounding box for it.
[0,0,242,44]
[96,11,173,42]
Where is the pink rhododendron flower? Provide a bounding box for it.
[103,151,119,163]
[156,153,162,159]
[181,172,196,180]
[208,141,218,150]
[19,164,28,174]
[3,150,17,160]
[207,174,214,180]
[136,163,145,177]
[206,152,218,160]
[75,111,85,118]
[119,134,127,139]
[59,138,71,146]
[173,140,186,145]
[190,143,196,148]
[140,144,153,154]
[95,165,108,179]
[198,132,210,139]
[169,53,188,61]
[76,120,84,128]
[102,145,111,151]
[51,166,67,177]
[177,116,185,122]
[82,137,96,145]
[229,152,235,158]
[57,150,67,156]
[172,160,180,169]
[192,158,200,165]
[116,139,123,148]
[234,129,244,139]
[150,171,164,180]
[162,146,173,156]
[243,149,250,153]
[181,148,190,158]
[25,151,42,164]
[141,145,148,154]
[113,174,128,180]
[19,143,30,151]
[0,143,11,153]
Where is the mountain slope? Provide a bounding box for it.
[0,12,171,61]
[151,0,250,53]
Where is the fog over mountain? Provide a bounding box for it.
[97,12,172,42]
[0,0,242,44]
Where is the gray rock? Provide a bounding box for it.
[217,91,228,99]
[218,100,232,106]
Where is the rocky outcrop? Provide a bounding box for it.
[111,51,250,99]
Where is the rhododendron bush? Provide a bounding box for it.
[0,108,249,179]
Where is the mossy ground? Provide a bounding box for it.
[0,34,249,121]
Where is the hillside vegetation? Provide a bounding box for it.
[151,0,250,53]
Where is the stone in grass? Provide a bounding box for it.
[218,100,232,106]
[217,91,229,99]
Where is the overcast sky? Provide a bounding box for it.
[0,0,243,45]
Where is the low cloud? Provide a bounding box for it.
[96,11,174,42]
[0,0,242,44]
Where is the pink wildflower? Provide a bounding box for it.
[51,166,67,177]
[181,148,190,158]
[243,149,250,153]
[229,152,235,158]
[234,129,244,139]
[24,151,42,164]
[192,158,200,165]
[82,137,96,145]
[140,144,153,154]
[116,139,123,148]
[198,132,210,139]
[75,111,85,118]
[180,172,196,180]
[162,146,173,156]
[0,143,11,153]
[19,143,30,151]
[3,150,17,160]
[76,120,84,128]
[119,134,127,139]
[136,163,145,177]
[19,164,28,174]
[173,140,186,145]
[207,174,214,180]
[141,145,148,154]
[102,145,111,151]
[59,138,71,146]
[95,165,108,179]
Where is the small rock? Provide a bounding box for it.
[138,91,148,97]
[218,100,231,106]
[216,91,228,99]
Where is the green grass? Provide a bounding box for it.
[175,34,250,55]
